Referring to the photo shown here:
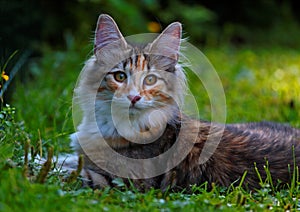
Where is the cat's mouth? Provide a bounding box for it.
[129,104,138,109]
[129,104,140,112]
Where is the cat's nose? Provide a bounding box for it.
[127,95,141,105]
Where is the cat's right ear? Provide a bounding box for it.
[94,14,127,54]
[148,22,182,62]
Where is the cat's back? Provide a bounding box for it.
[229,121,300,138]
[216,121,300,166]
[167,119,300,190]
[208,121,300,188]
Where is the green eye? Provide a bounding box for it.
[144,74,157,86]
[114,71,127,82]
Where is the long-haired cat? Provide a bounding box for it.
[70,14,300,191]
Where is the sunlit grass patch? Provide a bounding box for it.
[201,47,300,126]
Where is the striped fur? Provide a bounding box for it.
[68,14,300,191]
[72,14,185,148]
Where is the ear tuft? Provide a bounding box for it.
[94,14,126,54]
[149,22,182,61]
[162,22,182,41]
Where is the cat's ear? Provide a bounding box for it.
[149,22,182,61]
[94,14,127,54]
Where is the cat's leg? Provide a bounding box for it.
[160,170,178,191]
[57,154,110,189]
[80,168,110,189]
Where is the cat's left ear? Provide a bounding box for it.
[94,14,127,55]
[149,22,182,61]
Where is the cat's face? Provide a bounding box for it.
[98,50,182,116]
[77,14,186,146]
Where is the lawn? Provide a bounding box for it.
[1,40,300,211]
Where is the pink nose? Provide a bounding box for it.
[127,95,141,105]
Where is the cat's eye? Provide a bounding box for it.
[144,74,157,86]
[114,71,127,82]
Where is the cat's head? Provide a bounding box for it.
[77,14,187,147]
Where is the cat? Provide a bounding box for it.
[69,14,300,191]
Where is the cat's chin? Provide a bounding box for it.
[108,106,171,145]
[128,106,142,116]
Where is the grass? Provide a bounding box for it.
[1,37,300,211]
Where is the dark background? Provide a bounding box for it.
[1,0,300,57]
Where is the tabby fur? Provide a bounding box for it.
[69,14,300,191]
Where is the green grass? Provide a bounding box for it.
[1,39,300,211]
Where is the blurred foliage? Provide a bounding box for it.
[1,0,300,58]
[201,47,300,127]
[10,35,85,153]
